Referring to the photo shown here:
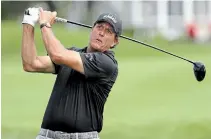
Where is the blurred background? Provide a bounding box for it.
[2,0,211,42]
[1,1,211,139]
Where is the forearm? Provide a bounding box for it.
[21,25,38,67]
[41,27,65,60]
[40,26,83,72]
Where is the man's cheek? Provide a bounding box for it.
[105,40,111,48]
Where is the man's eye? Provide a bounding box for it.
[107,29,112,34]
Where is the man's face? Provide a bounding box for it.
[89,22,118,52]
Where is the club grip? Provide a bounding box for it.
[55,17,68,23]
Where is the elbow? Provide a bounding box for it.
[23,64,33,72]
[23,65,28,72]
[22,61,37,72]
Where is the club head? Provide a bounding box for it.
[193,62,206,82]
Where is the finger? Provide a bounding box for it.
[38,7,45,24]
[52,11,57,17]
[37,7,42,15]
[39,7,43,18]
[50,19,55,25]
[43,11,51,14]
[39,7,43,13]
[51,12,57,24]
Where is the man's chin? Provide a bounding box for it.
[91,43,102,51]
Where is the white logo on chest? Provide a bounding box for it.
[85,53,93,61]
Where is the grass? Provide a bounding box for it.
[1,21,211,139]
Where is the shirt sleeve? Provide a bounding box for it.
[46,53,61,75]
[80,52,117,79]
[52,62,61,74]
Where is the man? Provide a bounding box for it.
[21,7,122,139]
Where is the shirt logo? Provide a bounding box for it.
[85,53,93,61]
[103,14,117,23]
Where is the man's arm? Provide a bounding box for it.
[21,24,55,73]
[40,26,84,74]
[38,8,84,74]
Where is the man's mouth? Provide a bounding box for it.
[96,39,102,43]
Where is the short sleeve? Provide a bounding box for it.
[52,62,61,74]
[46,53,61,74]
[80,52,117,78]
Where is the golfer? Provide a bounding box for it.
[21,7,122,139]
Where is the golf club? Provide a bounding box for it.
[55,17,206,82]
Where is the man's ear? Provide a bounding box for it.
[111,37,119,48]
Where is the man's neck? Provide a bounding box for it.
[87,46,99,53]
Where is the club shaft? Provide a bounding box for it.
[120,35,194,64]
[55,17,194,64]
[67,20,92,29]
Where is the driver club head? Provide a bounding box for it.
[193,62,206,82]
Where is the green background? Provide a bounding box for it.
[2,21,211,139]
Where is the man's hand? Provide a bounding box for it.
[39,7,57,27]
[22,7,39,27]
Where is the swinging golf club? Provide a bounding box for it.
[55,17,206,82]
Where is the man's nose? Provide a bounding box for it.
[99,29,105,36]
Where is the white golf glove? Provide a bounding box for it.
[22,7,39,27]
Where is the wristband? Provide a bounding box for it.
[40,22,51,29]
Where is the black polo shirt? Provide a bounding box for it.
[41,46,118,133]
